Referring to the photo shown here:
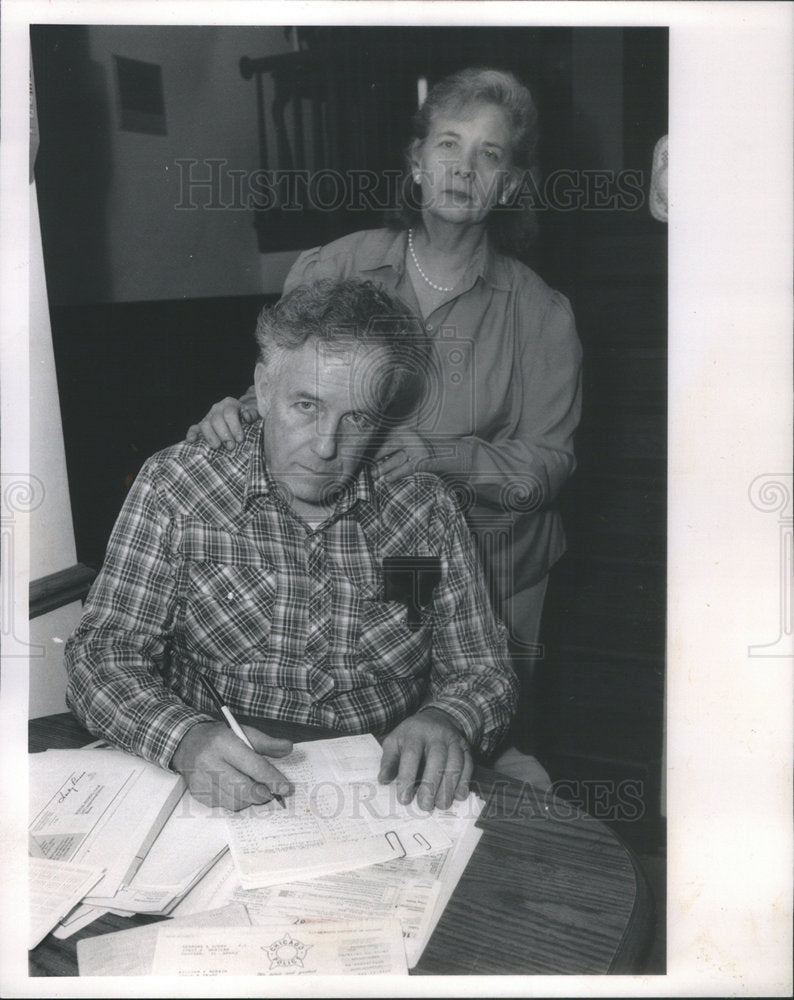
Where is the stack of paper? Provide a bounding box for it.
[29,857,105,949]
[83,788,230,917]
[29,748,184,899]
[225,735,454,888]
[174,787,484,968]
[29,746,184,940]
[32,733,484,971]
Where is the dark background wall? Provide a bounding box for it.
[31,24,667,839]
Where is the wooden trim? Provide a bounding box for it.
[29,563,96,620]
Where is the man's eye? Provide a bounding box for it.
[296,401,315,412]
[482,149,501,162]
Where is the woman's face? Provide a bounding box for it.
[411,102,517,227]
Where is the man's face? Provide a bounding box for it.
[255,338,388,516]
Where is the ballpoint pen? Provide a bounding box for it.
[197,673,286,808]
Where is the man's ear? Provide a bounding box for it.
[253,361,270,418]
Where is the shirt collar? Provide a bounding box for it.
[357,227,512,292]
[479,237,512,291]
[243,420,275,509]
[243,421,377,522]
[355,228,409,279]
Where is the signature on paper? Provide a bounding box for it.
[57,770,87,804]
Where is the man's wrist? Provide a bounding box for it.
[170,719,217,773]
[416,704,467,739]
[417,699,482,748]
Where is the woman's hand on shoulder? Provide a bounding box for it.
[186,387,259,449]
[372,428,435,485]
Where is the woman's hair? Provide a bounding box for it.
[387,67,541,256]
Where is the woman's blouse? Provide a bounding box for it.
[284,227,582,601]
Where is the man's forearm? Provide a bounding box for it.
[64,636,213,769]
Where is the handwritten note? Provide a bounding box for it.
[225,735,451,888]
[29,763,135,862]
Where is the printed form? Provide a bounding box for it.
[29,748,183,899]
[29,857,105,949]
[175,791,484,967]
[225,734,452,888]
[151,920,408,976]
[77,903,251,976]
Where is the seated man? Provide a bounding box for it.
[65,278,518,813]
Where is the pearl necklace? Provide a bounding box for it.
[407,229,456,293]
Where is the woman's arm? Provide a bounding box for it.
[185,386,259,449]
[430,294,582,510]
[377,293,583,512]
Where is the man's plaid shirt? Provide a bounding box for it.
[65,421,518,769]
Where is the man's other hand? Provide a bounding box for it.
[377,707,473,812]
[172,721,293,811]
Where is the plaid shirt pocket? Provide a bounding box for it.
[175,522,277,665]
[181,560,277,663]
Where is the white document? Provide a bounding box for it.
[28,857,105,949]
[85,789,230,913]
[237,869,441,968]
[169,852,238,918]
[225,734,451,888]
[29,748,184,899]
[77,903,250,976]
[151,920,408,976]
[389,792,485,961]
[173,792,484,968]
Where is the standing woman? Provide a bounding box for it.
[188,68,582,749]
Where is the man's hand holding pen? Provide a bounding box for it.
[172,721,294,812]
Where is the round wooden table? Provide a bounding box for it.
[29,712,655,976]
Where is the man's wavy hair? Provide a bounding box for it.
[255,278,430,424]
[387,67,541,256]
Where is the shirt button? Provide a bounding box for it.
[426,324,433,333]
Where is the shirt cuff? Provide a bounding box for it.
[129,702,217,771]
